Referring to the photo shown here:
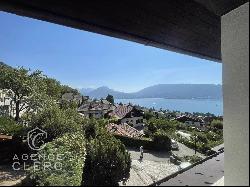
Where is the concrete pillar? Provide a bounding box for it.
[221,2,249,186]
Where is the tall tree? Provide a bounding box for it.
[106,94,114,104]
[61,85,80,95]
[82,126,131,186]
[0,65,47,121]
[43,77,62,100]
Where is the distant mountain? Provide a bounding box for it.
[81,86,131,99]
[80,84,222,99]
[133,84,222,99]
[79,88,95,95]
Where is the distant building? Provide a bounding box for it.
[0,89,15,117]
[109,104,144,128]
[78,100,113,119]
[175,115,205,127]
[107,123,144,138]
[61,92,84,106]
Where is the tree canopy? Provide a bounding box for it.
[106,94,114,104]
[0,65,48,121]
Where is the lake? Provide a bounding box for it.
[115,98,223,116]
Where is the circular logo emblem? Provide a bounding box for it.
[27,127,47,151]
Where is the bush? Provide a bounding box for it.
[27,132,86,186]
[191,132,208,144]
[0,116,26,137]
[146,118,179,135]
[29,105,83,142]
[211,120,223,130]
[82,118,107,140]
[153,130,172,150]
[83,132,131,186]
[114,132,171,152]
[181,155,203,164]
[114,134,155,150]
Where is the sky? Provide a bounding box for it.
[0,11,222,93]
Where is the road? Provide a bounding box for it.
[159,152,224,186]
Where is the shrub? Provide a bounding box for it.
[192,132,209,144]
[82,118,107,140]
[114,132,171,152]
[0,116,26,137]
[146,118,179,135]
[108,117,119,123]
[153,130,172,151]
[83,132,131,186]
[29,105,83,142]
[181,155,203,164]
[211,120,223,130]
[27,132,86,186]
[114,134,155,150]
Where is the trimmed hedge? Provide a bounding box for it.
[27,132,86,186]
[114,134,171,151]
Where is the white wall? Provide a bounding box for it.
[222,2,249,186]
[121,116,143,128]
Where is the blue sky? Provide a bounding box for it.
[0,11,222,93]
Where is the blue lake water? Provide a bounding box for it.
[115,98,223,116]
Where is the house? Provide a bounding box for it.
[61,92,84,106]
[0,89,15,117]
[107,123,144,138]
[175,115,205,127]
[78,100,113,119]
[109,104,144,128]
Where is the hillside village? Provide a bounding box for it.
[1,88,223,143]
[57,92,223,139]
[0,63,224,186]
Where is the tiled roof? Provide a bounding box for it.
[175,115,204,123]
[110,105,133,119]
[107,123,144,138]
[78,102,112,112]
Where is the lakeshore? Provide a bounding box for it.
[116,98,223,116]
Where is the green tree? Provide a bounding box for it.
[144,111,155,120]
[29,105,83,142]
[43,77,62,100]
[0,65,47,121]
[61,85,79,95]
[106,94,114,104]
[81,119,131,185]
[59,100,78,110]
[83,132,131,186]
[153,130,172,151]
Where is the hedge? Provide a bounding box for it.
[113,134,171,151]
[26,132,86,186]
[0,116,26,137]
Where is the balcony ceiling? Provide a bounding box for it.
[0,0,248,62]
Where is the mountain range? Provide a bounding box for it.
[79,84,222,99]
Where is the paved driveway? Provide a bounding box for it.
[172,142,205,158]
[121,143,205,186]
[120,148,178,186]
